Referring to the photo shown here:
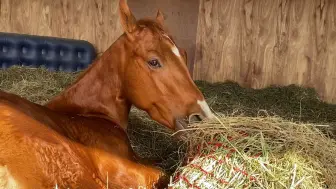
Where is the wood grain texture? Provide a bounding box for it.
[0,0,123,53]
[194,0,336,103]
[128,0,200,75]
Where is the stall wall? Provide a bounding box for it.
[193,0,336,103]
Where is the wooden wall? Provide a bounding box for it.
[193,0,336,103]
[0,0,123,53]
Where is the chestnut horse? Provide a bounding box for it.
[0,0,214,188]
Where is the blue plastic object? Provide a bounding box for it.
[0,32,96,72]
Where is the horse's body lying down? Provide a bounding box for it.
[0,90,167,188]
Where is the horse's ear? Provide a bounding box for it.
[119,0,138,40]
[156,9,165,26]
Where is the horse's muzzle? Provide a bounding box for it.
[175,113,204,131]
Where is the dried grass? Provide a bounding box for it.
[169,115,336,189]
[0,66,79,104]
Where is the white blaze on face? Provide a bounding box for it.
[0,165,20,189]
[197,100,215,119]
[171,46,181,57]
[162,34,181,58]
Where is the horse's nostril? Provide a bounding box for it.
[188,113,204,124]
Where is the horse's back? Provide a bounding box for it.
[0,89,133,159]
[0,90,130,147]
[0,90,135,188]
[0,90,67,138]
[0,91,97,188]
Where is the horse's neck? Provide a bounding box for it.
[45,37,131,130]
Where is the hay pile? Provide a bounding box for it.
[196,80,336,135]
[0,66,79,104]
[1,66,336,188]
[168,115,336,188]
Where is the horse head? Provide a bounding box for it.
[118,0,214,132]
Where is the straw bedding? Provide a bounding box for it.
[0,66,335,188]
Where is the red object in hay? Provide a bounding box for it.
[169,132,260,189]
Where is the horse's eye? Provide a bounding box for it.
[147,59,161,68]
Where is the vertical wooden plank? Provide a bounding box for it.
[241,0,279,88]
[91,0,123,53]
[194,0,243,83]
[0,0,122,53]
[323,0,336,101]
[272,0,290,86]
[0,0,11,32]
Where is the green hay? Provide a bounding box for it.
[127,108,186,172]
[196,80,336,133]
